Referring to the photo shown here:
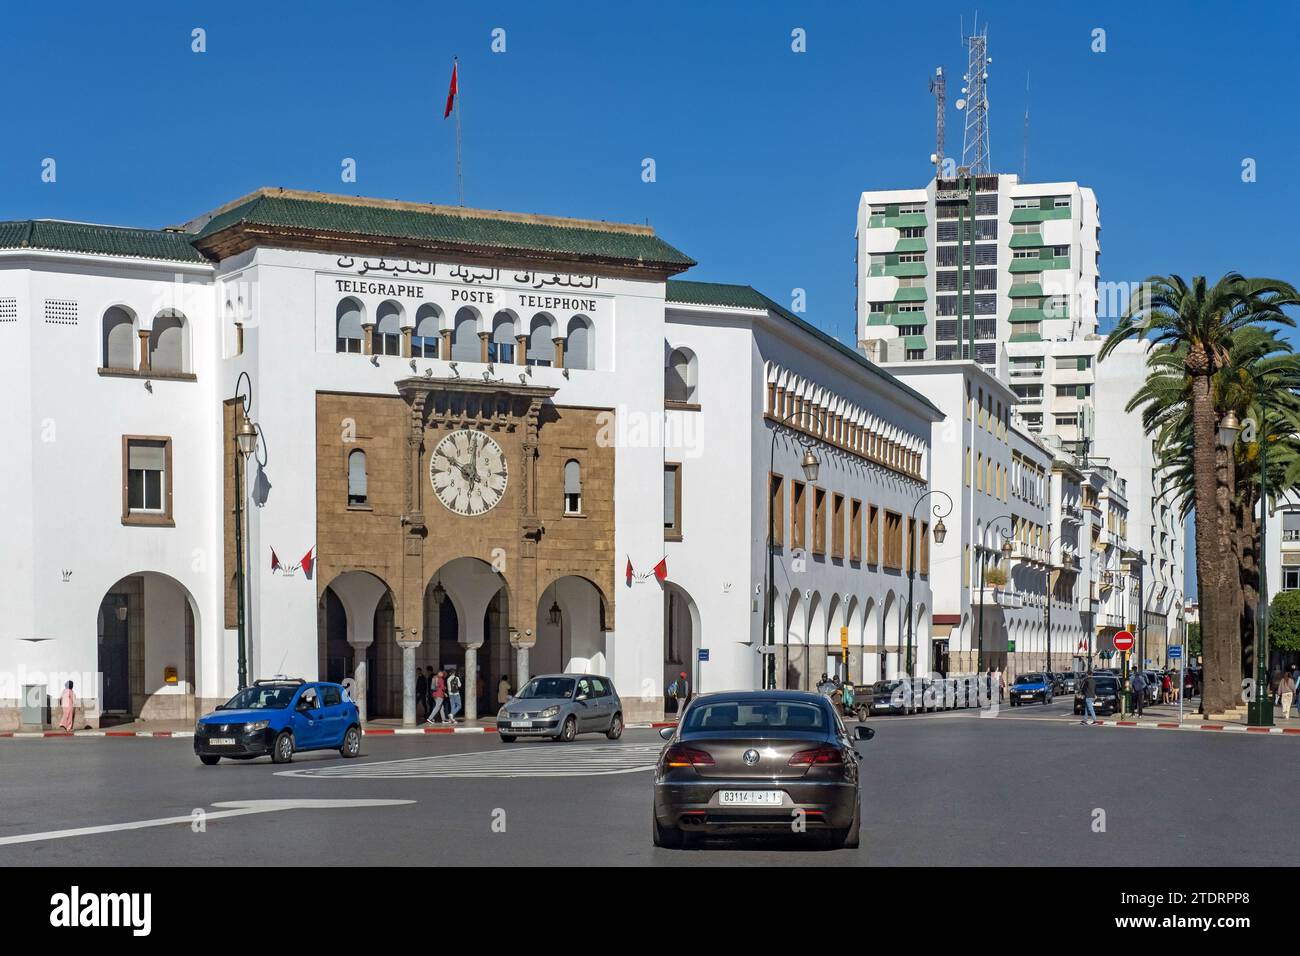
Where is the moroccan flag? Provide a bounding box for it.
[443,60,458,118]
[270,548,281,572]
[653,557,668,582]
[625,557,633,587]
[300,546,315,577]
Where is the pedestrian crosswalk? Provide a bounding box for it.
[278,743,663,779]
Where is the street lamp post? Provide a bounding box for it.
[1121,548,1147,717]
[905,490,953,680]
[975,516,1015,679]
[1043,533,1071,675]
[232,372,261,691]
[765,408,824,690]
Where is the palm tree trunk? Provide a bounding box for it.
[1193,374,1238,714]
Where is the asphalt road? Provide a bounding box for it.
[1,700,1290,866]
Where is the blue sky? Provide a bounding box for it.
[6,0,1297,596]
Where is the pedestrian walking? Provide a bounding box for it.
[415,667,429,722]
[1161,671,1172,705]
[842,680,855,717]
[447,669,463,722]
[498,675,512,707]
[1130,670,1146,716]
[1079,670,1098,725]
[476,673,486,716]
[427,669,449,724]
[57,679,77,732]
[668,671,690,715]
[1280,670,1296,722]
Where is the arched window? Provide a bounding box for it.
[336,298,364,354]
[665,346,698,403]
[413,304,441,359]
[489,311,516,363]
[566,315,593,370]
[564,459,582,515]
[451,307,480,362]
[149,310,186,373]
[102,306,135,370]
[375,301,402,356]
[347,449,368,507]
[526,314,556,366]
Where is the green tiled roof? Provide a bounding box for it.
[665,279,943,419]
[195,192,695,269]
[892,287,927,303]
[903,335,927,350]
[0,219,207,263]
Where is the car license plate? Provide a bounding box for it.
[719,790,784,806]
[510,720,531,728]
[1021,694,1034,699]
[208,737,236,746]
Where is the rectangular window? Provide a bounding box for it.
[791,480,807,550]
[884,511,903,570]
[832,493,845,559]
[812,488,827,555]
[868,505,880,565]
[850,499,863,562]
[920,521,930,574]
[769,474,785,548]
[663,463,682,540]
[123,436,173,526]
[906,517,916,573]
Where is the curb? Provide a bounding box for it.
[0,721,679,741]
[1087,718,1300,735]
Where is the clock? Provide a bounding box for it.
[429,429,509,516]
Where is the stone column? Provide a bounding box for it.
[349,646,369,724]
[440,329,452,359]
[137,328,151,371]
[398,640,419,727]
[515,335,528,365]
[552,337,565,369]
[362,322,376,355]
[513,639,533,687]
[462,642,482,721]
[479,331,491,363]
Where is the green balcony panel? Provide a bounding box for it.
[1011,256,1069,273]
[866,312,889,326]
[903,335,928,350]
[1009,233,1045,249]
[888,262,927,278]
[888,313,927,326]
[892,287,927,303]
[1009,308,1047,324]
[1009,207,1072,224]
[1009,331,1042,343]
[1009,282,1043,298]
[894,237,927,253]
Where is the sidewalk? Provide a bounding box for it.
[1083,695,1300,736]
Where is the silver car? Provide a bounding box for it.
[652,690,873,850]
[496,673,624,743]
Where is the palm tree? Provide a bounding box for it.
[1101,274,1298,716]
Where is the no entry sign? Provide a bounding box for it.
[1113,630,1135,652]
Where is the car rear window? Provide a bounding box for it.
[683,700,827,732]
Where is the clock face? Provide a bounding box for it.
[429,429,509,516]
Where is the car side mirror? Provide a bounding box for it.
[214,704,225,711]
[659,727,675,741]
[854,725,875,741]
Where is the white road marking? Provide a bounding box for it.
[0,798,414,847]
[279,743,663,779]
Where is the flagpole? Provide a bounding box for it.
[454,56,464,206]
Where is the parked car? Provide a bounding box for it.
[194,678,361,765]
[652,690,870,849]
[1074,675,1122,716]
[1057,671,1079,694]
[496,673,623,742]
[1009,672,1053,706]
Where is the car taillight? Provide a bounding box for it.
[662,745,715,768]
[788,744,844,766]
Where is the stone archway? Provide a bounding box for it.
[95,572,200,725]
[661,580,699,714]
[424,556,511,722]
[536,575,609,677]
[317,570,395,722]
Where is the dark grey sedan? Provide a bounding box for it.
[652,690,872,850]
[496,674,623,742]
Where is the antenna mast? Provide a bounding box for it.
[1022,69,1030,179]
[930,66,951,180]
[960,18,992,174]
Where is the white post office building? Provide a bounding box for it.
[0,188,939,729]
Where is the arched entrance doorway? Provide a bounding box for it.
[316,570,395,721]
[96,572,199,724]
[536,576,609,677]
[662,581,699,713]
[424,557,511,721]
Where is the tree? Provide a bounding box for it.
[1268,590,1300,654]
[1186,622,1202,658]
[1102,274,1299,716]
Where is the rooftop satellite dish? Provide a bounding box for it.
[956,98,967,110]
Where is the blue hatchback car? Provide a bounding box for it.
[1009,672,1054,706]
[194,678,361,765]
